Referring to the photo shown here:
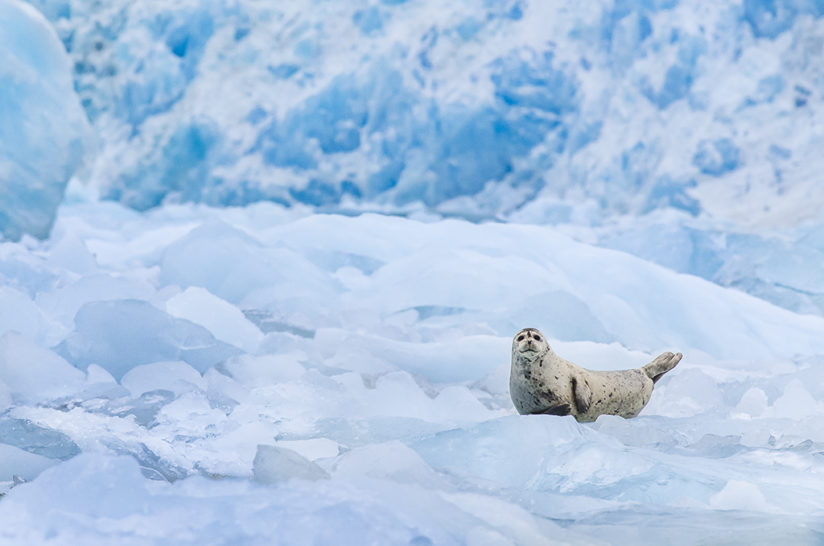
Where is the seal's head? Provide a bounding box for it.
[512,328,549,361]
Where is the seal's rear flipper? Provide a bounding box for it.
[642,352,682,384]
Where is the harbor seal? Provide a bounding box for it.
[509,328,682,422]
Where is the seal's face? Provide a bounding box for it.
[512,328,549,360]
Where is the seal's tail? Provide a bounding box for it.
[642,352,682,384]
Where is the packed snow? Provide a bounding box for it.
[2,0,824,543]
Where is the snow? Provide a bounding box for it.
[2,0,824,543]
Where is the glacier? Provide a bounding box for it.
[0,0,89,241]
[5,0,824,315]
[2,0,824,543]
[21,0,824,223]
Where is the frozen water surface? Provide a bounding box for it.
[2,0,824,543]
[1,203,824,544]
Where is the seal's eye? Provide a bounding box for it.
[517,335,525,342]
[533,335,541,342]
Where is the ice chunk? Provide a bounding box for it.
[77,363,130,400]
[308,416,449,449]
[202,420,282,476]
[154,392,228,439]
[120,361,205,398]
[0,447,483,544]
[710,480,773,512]
[0,242,58,298]
[314,329,505,383]
[252,445,330,484]
[0,417,80,460]
[109,390,177,429]
[0,0,89,241]
[203,367,247,410]
[1,453,151,518]
[274,438,340,461]
[165,286,264,353]
[642,368,723,418]
[412,416,588,488]
[0,332,85,404]
[768,379,821,419]
[159,221,268,303]
[0,286,52,345]
[56,299,241,379]
[332,441,443,488]
[326,370,499,424]
[159,221,336,314]
[43,231,98,275]
[84,362,117,386]
[442,492,573,546]
[36,273,156,326]
[221,353,306,387]
[733,387,768,419]
[0,443,59,482]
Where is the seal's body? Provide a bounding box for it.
[509,328,682,422]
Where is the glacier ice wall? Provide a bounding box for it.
[10,0,824,316]
[0,0,89,241]
[29,0,824,226]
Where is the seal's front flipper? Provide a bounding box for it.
[642,352,683,384]
[541,403,572,416]
[571,376,592,414]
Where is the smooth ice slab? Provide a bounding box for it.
[56,299,241,379]
[165,286,264,353]
[252,445,330,484]
[120,361,206,398]
[0,332,84,404]
[0,417,80,461]
[0,453,151,518]
[0,444,58,482]
[0,287,52,346]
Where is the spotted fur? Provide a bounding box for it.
[509,328,682,422]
